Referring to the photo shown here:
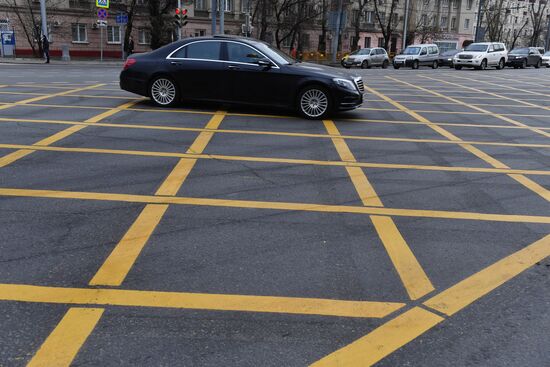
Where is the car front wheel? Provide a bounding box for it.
[298,86,331,120]
[454,65,462,70]
[149,77,179,107]
[382,60,389,69]
[535,60,541,69]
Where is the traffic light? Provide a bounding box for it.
[174,8,181,27]
[181,8,188,26]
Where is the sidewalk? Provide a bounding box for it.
[0,57,123,66]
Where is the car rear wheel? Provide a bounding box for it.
[454,65,462,70]
[432,60,438,69]
[382,60,389,69]
[496,58,505,70]
[298,86,331,120]
[150,77,179,107]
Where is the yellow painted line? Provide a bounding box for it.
[2,116,550,149]
[311,307,444,367]
[27,308,104,367]
[425,233,550,316]
[1,187,550,224]
[324,119,435,300]
[0,283,405,318]
[2,142,550,177]
[89,204,169,286]
[419,76,550,139]
[451,74,550,100]
[85,100,141,123]
[367,83,550,202]
[0,83,104,111]
[370,216,434,300]
[508,174,550,202]
[313,232,550,366]
[0,91,48,96]
[0,100,140,169]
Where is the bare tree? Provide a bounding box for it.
[270,0,321,49]
[506,17,529,50]
[351,0,369,51]
[373,0,398,50]
[528,0,548,46]
[148,0,174,49]
[483,0,509,41]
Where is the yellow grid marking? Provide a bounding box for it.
[2,143,550,177]
[451,74,550,101]
[0,283,405,318]
[311,307,444,367]
[323,120,433,300]
[366,83,550,202]
[313,233,550,366]
[89,204,169,286]
[418,76,550,139]
[27,308,104,367]
[0,84,104,111]
[2,116,550,149]
[1,187,549,224]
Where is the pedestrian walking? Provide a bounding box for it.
[42,35,50,64]
[127,36,134,56]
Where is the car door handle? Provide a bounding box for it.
[170,61,181,65]
[228,65,240,70]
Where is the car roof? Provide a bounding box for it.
[408,44,437,47]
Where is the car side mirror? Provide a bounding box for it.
[529,51,535,55]
[257,58,272,68]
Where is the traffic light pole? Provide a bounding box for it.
[39,0,48,39]
[220,0,224,34]
[177,0,182,40]
[211,0,217,35]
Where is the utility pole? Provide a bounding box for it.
[402,0,410,50]
[474,0,484,42]
[39,0,48,39]
[211,0,217,34]
[177,0,182,40]
[220,0,225,34]
[546,15,550,51]
[331,0,344,63]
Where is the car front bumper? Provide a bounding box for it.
[393,59,414,67]
[333,88,363,111]
[342,59,363,66]
[453,58,483,67]
[506,59,526,66]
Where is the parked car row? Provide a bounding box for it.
[341,42,549,70]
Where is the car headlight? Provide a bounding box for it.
[475,54,483,59]
[333,78,356,91]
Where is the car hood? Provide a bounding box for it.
[289,62,358,80]
[456,51,485,57]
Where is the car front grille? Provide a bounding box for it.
[354,77,364,93]
[458,54,473,59]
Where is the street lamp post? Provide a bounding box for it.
[402,0,410,50]
[39,0,48,39]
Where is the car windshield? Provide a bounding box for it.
[402,47,421,55]
[442,50,458,56]
[254,42,295,65]
[464,44,488,52]
[510,48,528,54]
[545,51,550,56]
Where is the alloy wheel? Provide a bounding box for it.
[300,88,329,118]
[151,78,176,106]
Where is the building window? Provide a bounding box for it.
[136,0,146,5]
[282,36,292,48]
[378,37,384,47]
[451,17,456,29]
[440,16,448,28]
[420,14,427,25]
[0,19,9,32]
[442,0,448,7]
[138,28,151,44]
[71,23,87,43]
[453,0,458,8]
[464,18,470,29]
[195,0,205,10]
[218,0,232,12]
[107,25,121,44]
[434,41,457,53]
[193,29,206,37]
[365,11,373,23]
[467,0,473,9]
[364,36,371,48]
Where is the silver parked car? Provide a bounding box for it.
[341,47,390,69]
[393,44,440,69]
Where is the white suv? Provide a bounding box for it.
[453,42,508,70]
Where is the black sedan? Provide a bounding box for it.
[506,47,543,68]
[438,49,459,67]
[120,35,364,119]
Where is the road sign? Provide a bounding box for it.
[116,13,128,24]
[96,20,107,27]
[96,0,109,9]
[98,8,108,20]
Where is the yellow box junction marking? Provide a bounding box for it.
[312,233,550,366]
[29,112,226,365]
[27,308,104,367]
[0,283,405,319]
[323,120,434,300]
[366,83,550,203]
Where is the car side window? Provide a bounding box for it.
[378,49,385,55]
[226,42,263,64]
[370,49,376,55]
[488,45,494,52]
[420,48,427,55]
[180,41,221,60]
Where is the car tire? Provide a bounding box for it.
[535,60,541,69]
[297,85,332,120]
[412,60,419,69]
[477,59,487,70]
[382,60,389,69]
[149,76,179,107]
[393,63,401,69]
[496,58,505,70]
[343,65,351,69]
[546,65,550,68]
[361,60,369,69]
[454,65,462,70]
[432,60,438,69]
[520,59,527,69]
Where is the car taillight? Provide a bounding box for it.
[123,58,136,70]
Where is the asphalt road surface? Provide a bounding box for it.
[0,62,549,367]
